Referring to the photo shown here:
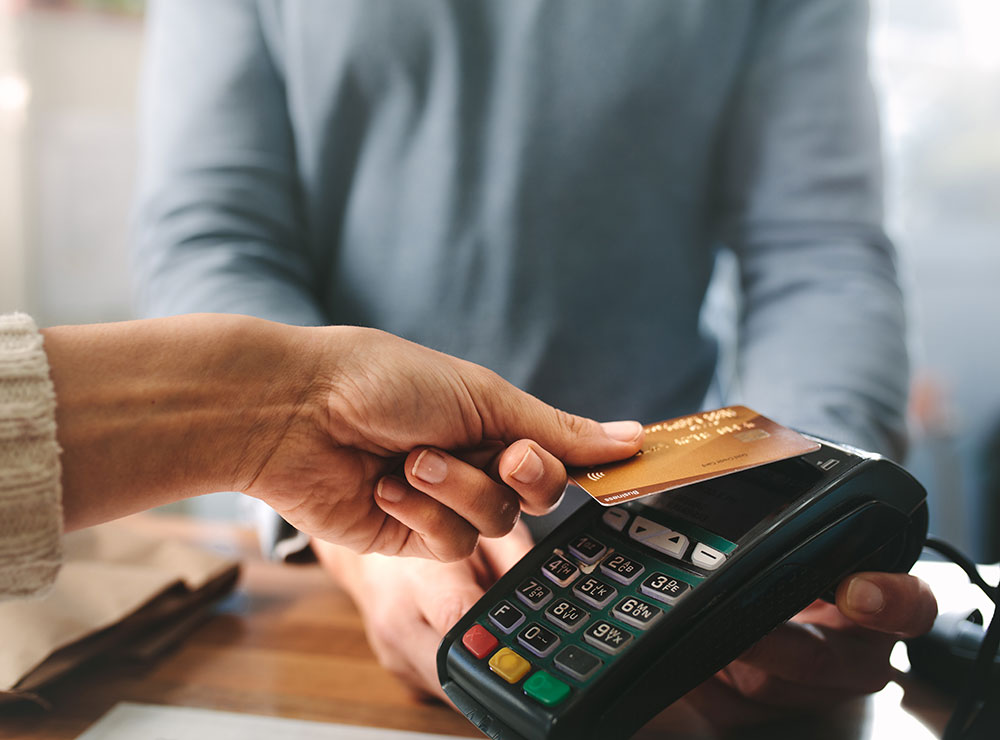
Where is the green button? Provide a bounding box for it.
[524,670,571,706]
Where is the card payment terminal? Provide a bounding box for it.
[436,436,928,740]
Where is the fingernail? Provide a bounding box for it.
[601,420,643,443]
[847,577,884,614]
[377,477,407,503]
[413,449,448,484]
[511,446,544,485]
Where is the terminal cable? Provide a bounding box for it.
[922,537,1000,740]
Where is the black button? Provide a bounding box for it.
[573,576,618,608]
[516,578,553,609]
[583,620,634,655]
[518,622,561,658]
[640,573,691,603]
[544,598,590,632]
[489,600,526,634]
[612,597,662,629]
[567,534,607,564]
[599,552,645,585]
[554,645,603,682]
[541,554,580,586]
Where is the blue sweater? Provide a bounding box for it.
[134,0,907,458]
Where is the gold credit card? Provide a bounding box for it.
[569,406,820,506]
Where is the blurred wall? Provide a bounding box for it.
[0,7,141,324]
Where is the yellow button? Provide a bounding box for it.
[488,647,531,684]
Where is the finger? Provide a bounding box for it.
[411,560,489,698]
[405,618,453,702]
[404,447,521,537]
[468,369,644,465]
[496,439,569,515]
[730,620,894,696]
[373,476,480,561]
[836,572,938,638]
[716,663,870,709]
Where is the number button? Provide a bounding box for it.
[518,622,561,658]
[541,554,580,587]
[583,620,634,655]
[516,578,553,610]
[544,598,590,632]
[612,597,662,630]
[554,645,603,682]
[599,552,645,585]
[573,576,618,609]
[640,573,691,603]
[567,534,607,564]
[489,600,526,634]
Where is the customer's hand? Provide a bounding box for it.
[245,324,642,560]
[313,523,536,700]
[47,315,641,562]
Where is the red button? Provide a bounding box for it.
[462,624,499,659]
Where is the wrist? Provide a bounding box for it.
[43,314,322,528]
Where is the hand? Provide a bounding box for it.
[313,523,535,700]
[245,324,642,560]
[708,571,937,716]
[45,315,641,559]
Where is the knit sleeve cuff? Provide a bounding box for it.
[0,313,62,600]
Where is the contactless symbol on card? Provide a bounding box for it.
[569,406,820,506]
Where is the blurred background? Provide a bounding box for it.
[1,0,998,560]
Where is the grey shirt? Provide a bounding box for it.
[135,0,906,461]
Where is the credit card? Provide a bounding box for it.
[569,406,821,506]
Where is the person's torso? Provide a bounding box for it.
[261,0,756,419]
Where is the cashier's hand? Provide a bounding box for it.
[313,523,536,700]
[705,571,937,716]
[247,325,642,562]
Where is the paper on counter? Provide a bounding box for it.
[77,702,465,740]
[0,520,238,696]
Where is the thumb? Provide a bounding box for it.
[473,376,643,466]
[835,572,938,638]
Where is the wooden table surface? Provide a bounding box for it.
[0,516,958,740]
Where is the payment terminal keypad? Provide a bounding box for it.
[600,553,645,584]
[541,554,580,587]
[489,601,526,634]
[640,573,691,603]
[517,578,554,609]
[545,599,590,632]
[567,534,607,564]
[573,576,618,608]
[612,596,662,629]
[457,504,736,711]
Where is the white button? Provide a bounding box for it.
[643,530,689,559]
[628,515,669,542]
[691,542,726,570]
[602,508,629,532]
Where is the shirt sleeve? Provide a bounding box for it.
[715,0,908,459]
[133,0,326,328]
[0,314,62,600]
[134,1,325,559]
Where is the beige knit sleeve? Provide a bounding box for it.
[0,313,62,600]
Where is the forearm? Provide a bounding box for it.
[734,232,908,457]
[42,314,323,530]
